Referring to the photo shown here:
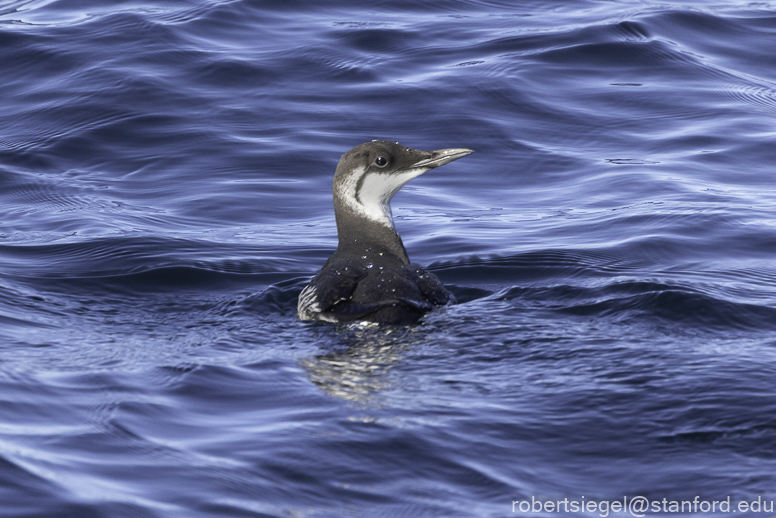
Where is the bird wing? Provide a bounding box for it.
[297,262,366,321]
[298,262,454,324]
[408,264,456,306]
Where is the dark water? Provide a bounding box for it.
[2,0,776,516]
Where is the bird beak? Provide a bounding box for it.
[413,148,474,169]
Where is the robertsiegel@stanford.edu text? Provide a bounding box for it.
[511,495,773,516]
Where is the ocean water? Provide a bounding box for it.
[2,0,776,516]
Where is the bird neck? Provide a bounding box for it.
[333,199,410,264]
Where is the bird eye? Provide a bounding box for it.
[374,156,387,167]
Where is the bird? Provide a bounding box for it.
[297,140,473,325]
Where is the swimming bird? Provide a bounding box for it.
[297,140,473,325]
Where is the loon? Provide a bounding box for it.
[297,140,473,325]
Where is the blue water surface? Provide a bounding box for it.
[2,0,776,516]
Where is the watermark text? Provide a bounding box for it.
[511,496,773,516]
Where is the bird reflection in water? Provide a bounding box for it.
[299,325,418,403]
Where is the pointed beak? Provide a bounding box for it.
[413,148,474,169]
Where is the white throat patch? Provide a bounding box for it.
[336,166,427,228]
